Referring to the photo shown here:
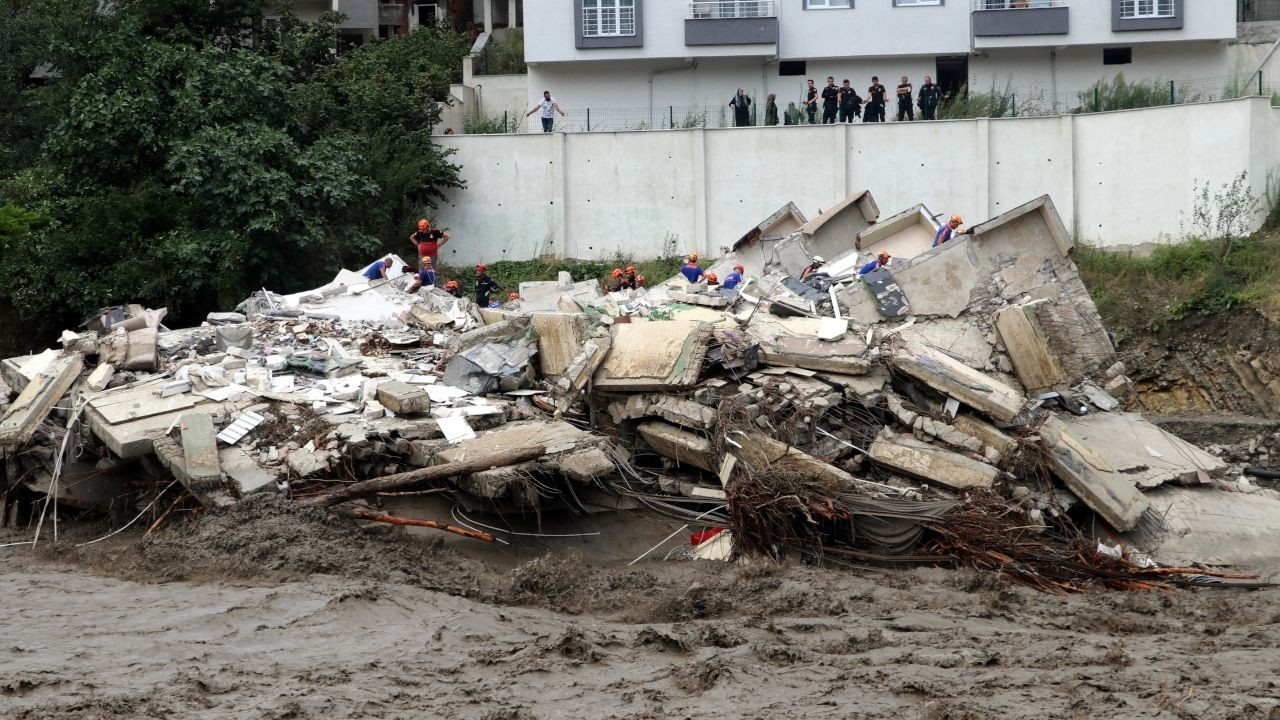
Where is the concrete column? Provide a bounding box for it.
[508,0,518,27]
[1062,112,1078,241]
[976,117,991,222]
[483,0,493,33]
[838,123,850,200]
[552,131,569,257]
[692,129,709,257]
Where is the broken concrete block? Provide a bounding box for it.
[0,354,83,446]
[179,413,222,493]
[893,342,1025,423]
[1040,415,1148,532]
[667,290,730,308]
[86,363,115,392]
[995,300,1067,394]
[287,448,330,478]
[206,311,247,325]
[1120,486,1280,568]
[219,446,278,495]
[607,393,717,430]
[637,421,716,472]
[215,325,254,351]
[1103,375,1132,400]
[376,380,430,415]
[1043,412,1225,490]
[870,432,998,491]
[594,321,711,392]
[362,400,385,420]
[952,414,1016,458]
[121,327,158,371]
[1079,382,1119,412]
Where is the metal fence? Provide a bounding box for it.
[464,72,1280,134]
[1240,0,1280,22]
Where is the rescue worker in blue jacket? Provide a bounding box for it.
[933,214,971,247]
[858,251,891,276]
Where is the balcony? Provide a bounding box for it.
[685,1,778,46]
[972,0,1069,37]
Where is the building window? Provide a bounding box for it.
[582,0,636,37]
[1119,0,1174,19]
[779,60,807,75]
[1103,47,1132,65]
[805,0,851,9]
[894,0,941,6]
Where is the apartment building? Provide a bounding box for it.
[521,1,1239,118]
[281,0,520,44]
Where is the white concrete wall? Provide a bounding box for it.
[975,1,1237,50]
[776,1,969,60]
[431,97,1279,265]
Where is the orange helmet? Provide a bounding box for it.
[508,291,519,301]
[446,280,459,289]
[707,272,718,283]
[418,218,429,230]
[611,268,623,278]
[636,274,645,285]
[625,266,635,274]
[475,263,487,272]
[949,214,963,226]
[688,252,699,261]
[421,256,433,266]
[877,251,890,262]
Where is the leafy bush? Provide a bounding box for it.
[475,29,526,75]
[1075,74,1205,113]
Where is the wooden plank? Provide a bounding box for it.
[0,354,83,446]
[893,342,1025,423]
[995,301,1066,393]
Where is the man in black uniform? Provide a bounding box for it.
[820,76,839,124]
[896,75,914,122]
[838,79,861,123]
[803,79,818,124]
[918,74,942,121]
[864,76,887,123]
[474,263,502,307]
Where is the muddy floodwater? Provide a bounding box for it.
[2,495,1279,720]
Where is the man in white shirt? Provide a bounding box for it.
[525,90,565,132]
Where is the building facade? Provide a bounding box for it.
[280,0,521,45]
[521,0,1240,123]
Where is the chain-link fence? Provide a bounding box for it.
[462,72,1279,135]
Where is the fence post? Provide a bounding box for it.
[1094,86,1100,112]
[1011,92,1016,117]
[1260,70,1265,97]
[586,108,590,132]
[670,105,674,128]
[1169,80,1175,105]
[503,110,508,132]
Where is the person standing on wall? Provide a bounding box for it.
[764,93,779,126]
[525,90,564,133]
[896,76,914,122]
[820,76,839,124]
[730,88,752,127]
[803,79,819,124]
[918,75,942,121]
[838,79,861,123]
[864,76,887,123]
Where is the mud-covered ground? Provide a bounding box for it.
[3,495,1280,720]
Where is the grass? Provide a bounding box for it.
[475,29,526,75]
[435,255,693,299]
[1076,231,1280,337]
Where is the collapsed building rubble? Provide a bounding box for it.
[1,196,1274,592]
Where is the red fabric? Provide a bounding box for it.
[689,528,723,546]
[418,241,438,260]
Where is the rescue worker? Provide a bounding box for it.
[407,257,437,293]
[859,251,891,276]
[838,79,861,123]
[803,79,818,124]
[933,214,971,247]
[800,256,826,280]
[610,267,625,291]
[706,272,719,288]
[896,75,914,122]
[474,263,501,306]
[821,76,839,124]
[362,256,393,280]
[680,253,705,283]
[722,263,745,290]
[505,291,521,308]
[409,218,449,263]
[623,266,640,289]
[635,273,646,288]
[445,280,463,298]
[864,76,887,123]
[918,75,942,121]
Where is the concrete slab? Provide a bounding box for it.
[1045,412,1227,490]
[855,203,939,262]
[530,313,584,379]
[594,320,711,391]
[219,446,279,495]
[0,353,83,446]
[607,394,717,430]
[438,421,594,463]
[870,433,998,491]
[637,421,716,473]
[23,462,126,512]
[376,380,431,415]
[893,342,1025,423]
[1040,415,1149,532]
[1119,486,1280,569]
[996,300,1067,393]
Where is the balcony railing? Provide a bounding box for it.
[973,0,1065,9]
[687,1,778,20]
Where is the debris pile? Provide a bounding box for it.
[2,193,1276,591]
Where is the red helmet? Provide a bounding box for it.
[625,266,636,274]
[707,272,719,283]
[446,280,459,289]
[475,263,487,272]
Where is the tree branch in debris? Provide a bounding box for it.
[336,508,495,542]
[311,445,547,507]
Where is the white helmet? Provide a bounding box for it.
[812,255,825,264]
